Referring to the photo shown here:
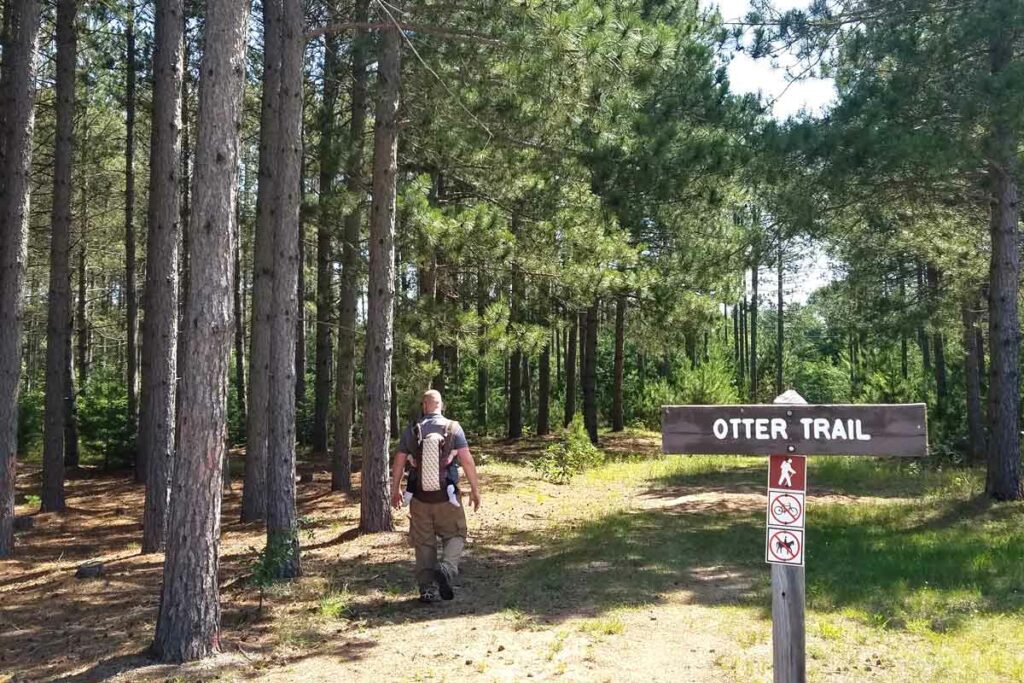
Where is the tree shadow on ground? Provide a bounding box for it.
[650,455,968,499]
[325,475,1024,638]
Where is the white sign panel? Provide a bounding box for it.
[767,490,805,528]
[766,526,804,566]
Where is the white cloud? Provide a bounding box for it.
[707,0,837,120]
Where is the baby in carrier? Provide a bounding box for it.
[404,419,462,507]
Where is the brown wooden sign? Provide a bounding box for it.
[661,403,927,457]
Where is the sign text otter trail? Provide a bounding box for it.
[660,392,928,683]
[661,403,927,456]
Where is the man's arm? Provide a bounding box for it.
[456,447,481,511]
[390,451,408,509]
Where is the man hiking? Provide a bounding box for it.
[391,390,481,603]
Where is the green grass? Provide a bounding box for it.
[476,450,1024,679]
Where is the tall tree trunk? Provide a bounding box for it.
[475,268,488,431]
[582,302,598,445]
[927,265,947,415]
[140,0,184,553]
[331,0,368,492]
[776,242,784,395]
[241,0,281,522]
[899,268,908,379]
[984,14,1022,501]
[611,294,625,432]
[963,298,986,464]
[749,263,758,401]
[294,166,306,414]
[555,323,561,389]
[150,0,247,657]
[265,0,302,577]
[64,335,79,467]
[312,27,341,456]
[916,263,931,373]
[523,355,532,416]
[77,201,88,389]
[0,0,43,558]
[507,274,523,439]
[537,342,551,436]
[126,1,140,478]
[176,61,191,428]
[41,0,76,512]
[361,14,400,532]
[563,315,577,427]
[233,219,246,428]
[732,304,739,380]
[739,296,747,388]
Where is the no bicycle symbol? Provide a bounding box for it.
[766,527,804,566]
[768,490,805,527]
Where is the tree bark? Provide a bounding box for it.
[739,296,747,387]
[361,14,400,532]
[233,216,246,428]
[899,267,908,379]
[984,15,1021,501]
[926,265,947,415]
[294,176,306,413]
[41,0,77,512]
[582,302,598,444]
[241,0,281,522]
[0,0,43,558]
[126,1,140,478]
[77,203,88,389]
[475,267,488,431]
[611,294,625,432]
[537,343,551,435]
[64,329,79,468]
[776,242,784,395]
[563,315,577,427]
[140,0,184,553]
[916,263,931,373]
[150,0,248,658]
[732,304,739,381]
[962,298,986,464]
[312,24,341,456]
[522,354,531,417]
[507,275,523,439]
[749,264,758,401]
[264,0,303,577]
[331,0,369,493]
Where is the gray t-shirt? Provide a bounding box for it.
[398,413,468,455]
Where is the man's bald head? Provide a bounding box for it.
[422,389,443,414]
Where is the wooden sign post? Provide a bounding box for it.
[661,390,927,683]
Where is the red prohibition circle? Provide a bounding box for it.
[768,529,802,561]
[769,493,803,525]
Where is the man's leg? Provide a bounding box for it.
[434,501,468,599]
[409,499,439,598]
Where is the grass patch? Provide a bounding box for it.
[318,589,355,620]
[578,615,625,637]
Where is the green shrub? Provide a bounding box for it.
[532,415,604,483]
[672,349,739,405]
[77,369,134,468]
[17,383,44,458]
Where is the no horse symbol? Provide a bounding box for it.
[766,528,804,566]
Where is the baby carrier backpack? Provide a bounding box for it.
[408,419,461,503]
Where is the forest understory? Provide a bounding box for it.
[3,431,1022,683]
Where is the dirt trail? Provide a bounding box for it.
[0,434,910,682]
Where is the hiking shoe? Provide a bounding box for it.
[435,567,455,601]
[419,586,440,603]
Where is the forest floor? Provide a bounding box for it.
[3,430,1024,682]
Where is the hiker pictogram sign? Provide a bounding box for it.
[767,490,805,527]
[766,527,804,566]
[769,454,806,491]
